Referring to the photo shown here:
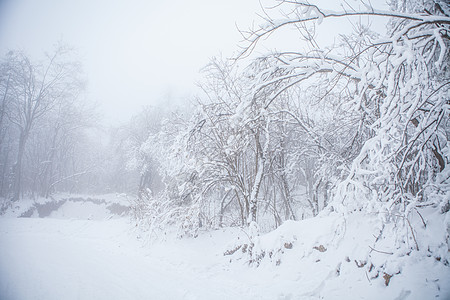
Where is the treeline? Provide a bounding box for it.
[126,0,449,238]
[0,45,156,203]
[0,46,94,201]
[1,0,448,244]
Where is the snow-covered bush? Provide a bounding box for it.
[131,188,201,240]
[224,0,450,272]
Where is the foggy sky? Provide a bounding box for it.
[0,0,387,125]
[0,0,261,125]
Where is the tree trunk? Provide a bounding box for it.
[12,130,28,201]
[281,172,296,220]
[0,138,11,197]
[250,134,265,223]
[0,75,11,147]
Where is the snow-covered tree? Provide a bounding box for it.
[238,0,449,216]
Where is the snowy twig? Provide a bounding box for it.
[368,246,393,255]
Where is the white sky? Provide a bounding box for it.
[0,0,262,125]
[0,0,388,125]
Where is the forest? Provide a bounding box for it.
[0,0,449,299]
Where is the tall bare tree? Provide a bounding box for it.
[1,46,83,201]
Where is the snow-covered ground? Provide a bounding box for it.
[0,195,449,299]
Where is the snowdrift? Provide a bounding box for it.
[1,193,130,220]
[224,209,450,299]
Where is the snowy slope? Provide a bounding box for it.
[1,196,449,299]
[225,211,450,299]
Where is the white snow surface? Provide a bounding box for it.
[1,195,449,299]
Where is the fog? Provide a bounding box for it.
[1,1,449,298]
[0,0,261,125]
[0,0,410,198]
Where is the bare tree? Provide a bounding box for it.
[1,46,83,201]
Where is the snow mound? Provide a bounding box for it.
[225,209,450,299]
[1,194,130,220]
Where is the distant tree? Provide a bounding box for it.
[121,106,165,197]
[0,45,85,201]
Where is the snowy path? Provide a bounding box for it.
[0,218,255,300]
[1,197,448,300]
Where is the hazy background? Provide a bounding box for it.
[0,0,387,125]
[0,0,262,125]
